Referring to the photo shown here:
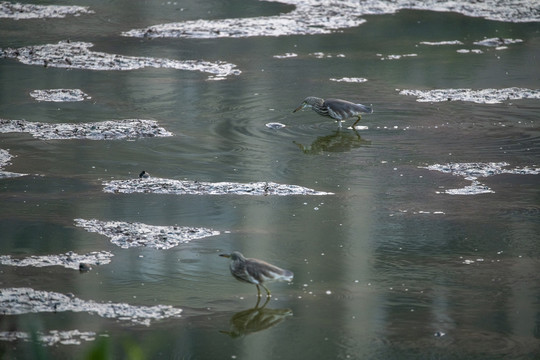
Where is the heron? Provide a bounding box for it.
[220,251,293,297]
[293,96,373,128]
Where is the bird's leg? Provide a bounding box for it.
[352,115,362,129]
[256,285,262,297]
[260,296,271,308]
[261,284,272,298]
[337,120,343,128]
[254,296,262,308]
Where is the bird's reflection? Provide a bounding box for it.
[294,129,371,154]
[220,297,293,338]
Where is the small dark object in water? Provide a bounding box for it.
[293,96,373,129]
[139,170,150,179]
[79,263,92,272]
[220,251,293,297]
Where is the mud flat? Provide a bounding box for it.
[0,287,183,326]
[103,177,334,196]
[29,89,91,102]
[0,149,27,178]
[74,219,220,250]
[0,1,93,20]
[0,119,173,140]
[0,251,113,270]
[399,87,540,104]
[0,41,240,79]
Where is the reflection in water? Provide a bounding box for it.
[220,297,293,338]
[294,130,371,154]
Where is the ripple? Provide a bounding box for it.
[29,89,91,102]
[74,218,220,249]
[399,87,540,104]
[103,177,334,196]
[0,41,240,79]
[0,118,173,140]
[0,1,93,20]
[0,251,113,270]
[0,287,182,326]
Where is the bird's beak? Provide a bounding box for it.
[219,253,231,258]
[293,103,305,113]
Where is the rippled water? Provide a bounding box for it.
[1,1,539,359]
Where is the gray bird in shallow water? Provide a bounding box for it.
[220,251,293,297]
[293,96,373,128]
[139,170,150,179]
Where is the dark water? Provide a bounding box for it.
[1,1,540,359]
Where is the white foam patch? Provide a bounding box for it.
[103,177,334,196]
[422,162,540,195]
[29,89,91,102]
[0,287,182,325]
[0,251,113,270]
[266,122,286,129]
[473,37,523,47]
[399,87,540,104]
[378,53,417,60]
[74,219,220,249]
[0,41,240,79]
[0,1,93,20]
[456,49,484,54]
[0,149,27,178]
[0,119,173,140]
[0,330,99,346]
[419,40,464,46]
[121,0,539,40]
[273,53,298,59]
[330,77,368,83]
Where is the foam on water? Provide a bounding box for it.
[0,330,98,346]
[29,89,91,102]
[0,287,182,325]
[399,87,540,104]
[422,162,540,195]
[419,40,464,46]
[121,0,539,40]
[0,119,173,140]
[378,53,417,60]
[265,122,286,129]
[273,53,298,59]
[0,41,240,79]
[0,149,27,178]
[0,1,93,20]
[102,177,334,196]
[473,37,524,47]
[0,251,113,270]
[74,219,220,250]
[329,77,368,83]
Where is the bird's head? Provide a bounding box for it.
[293,96,323,113]
[219,251,245,261]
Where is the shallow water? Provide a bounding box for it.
[1,1,539,359]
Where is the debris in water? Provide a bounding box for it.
[74,219,220,249]
[273,53,298,59]
[329,77,368,83]
[0,1,93,20]
[265,122,286,129]
[0,118,173,140]
[0,251,113,270]
[0,287,183,325]
[473,37,523,47]
[29,89,91,102]
[422,162,540,195]
[0,329,98,346]
[399,87,540,104]
[419,40,464,46]
[0,149,27,178]
[0,41,240,79]
[379,53,417,60]
[102,177,334,196]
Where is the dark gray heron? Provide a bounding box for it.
[220,251,293,297]
[293,96,373,128]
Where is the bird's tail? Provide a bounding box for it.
[357,103,373,113]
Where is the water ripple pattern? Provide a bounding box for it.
[422,162,540,195]
[0,119,173,140]
[29,89,91,102]
[74,219,221,250]
[0,149,27,178]
[0,251,113,270]
[103,177,334,196]
[0,330,98,346]
[0,41,240,79]
[399,87,540,104]
[0,288,182,326]
[122,0,539,40]
[0,1,93,20]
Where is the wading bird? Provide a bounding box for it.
[293,96,373,128]
[220,251,293,297]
